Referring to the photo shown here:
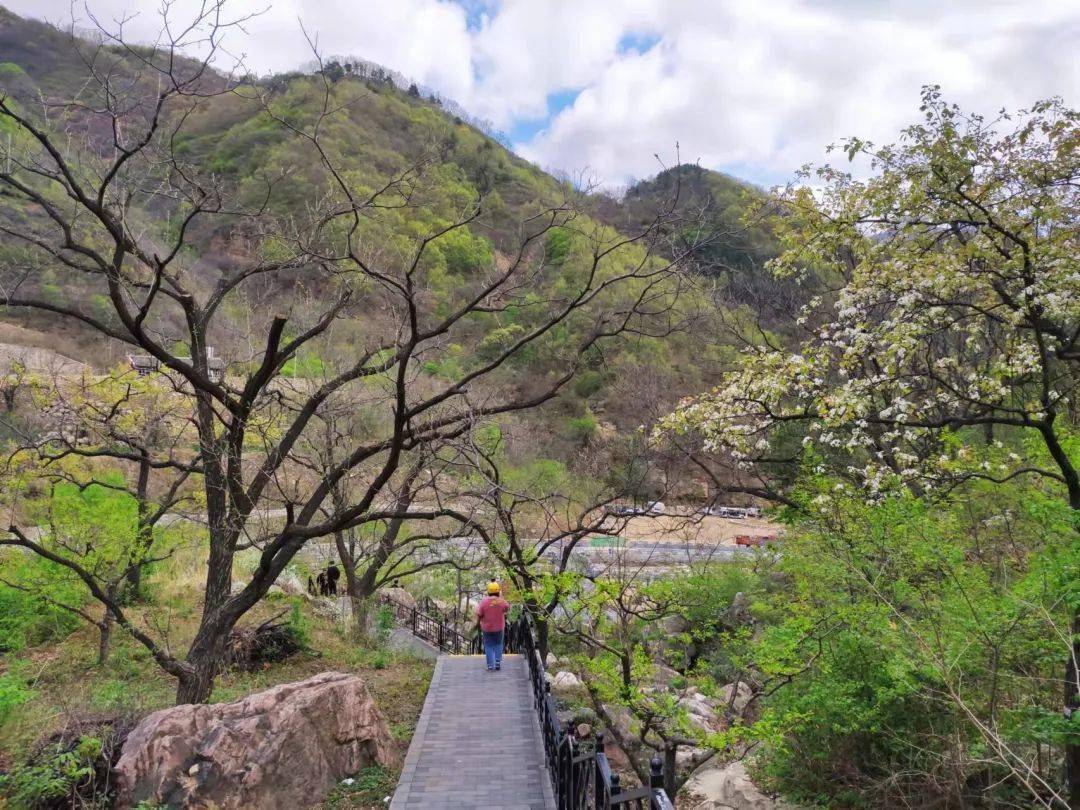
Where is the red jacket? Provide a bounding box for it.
[476,595,510,632]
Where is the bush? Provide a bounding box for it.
[436,226,493,275]
[565,411,598,444]
[0,719,133,809]
[0,559,84,653]
[573,370,605,399]
[0,669,32,724]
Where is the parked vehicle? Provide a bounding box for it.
[647,501,666,514]
[735,534,777,547]
[705,505,765,519]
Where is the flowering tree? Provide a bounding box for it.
[663,90,1079,804]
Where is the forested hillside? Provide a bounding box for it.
[0,5,776,470]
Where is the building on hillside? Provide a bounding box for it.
[128,347,226,383]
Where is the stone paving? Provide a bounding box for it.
[390,654,556,810]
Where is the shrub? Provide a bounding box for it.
[0,720,132,810]
[573,370,605,399]
[0,559,84,652]
[565,410,598,444]
[0,669,32,724]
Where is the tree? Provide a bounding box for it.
[450,426,696,661]
[0,369,198,662]
[0,2,695,703]
[664,89,1079,806]
[552,560,757,797]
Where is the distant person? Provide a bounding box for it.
[316,571,328,596]
[327,561,341,596]
[476,582,510,672]
[307,576,316,596]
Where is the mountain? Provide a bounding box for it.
[0,7,780,467]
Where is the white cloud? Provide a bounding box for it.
[5,0,1078,187]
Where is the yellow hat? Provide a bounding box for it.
[487,581,501,595]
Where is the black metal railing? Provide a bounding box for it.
[377,592,476,654]
[506,611,677,810]
[386,592,676,808]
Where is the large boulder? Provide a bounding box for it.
[720,681,754,715]
[685,761,798,810]
[550,670,584,692]
[383,587,417,610]
[115,672,395,810]
[680,692,721,732]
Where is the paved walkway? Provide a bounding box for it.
[390,654,556,809]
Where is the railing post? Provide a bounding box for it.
[561,725,573,810]
[593,732,605,810]
[609,772,620,808]
[650,755,664,790]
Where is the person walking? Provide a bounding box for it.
[326,560,341,596]
[476,581,510,671]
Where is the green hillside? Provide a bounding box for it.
[0,7,770,465]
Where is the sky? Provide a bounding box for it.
[9,0,1080,188]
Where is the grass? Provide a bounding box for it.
[0,548,435,807]
[322,765,398,809]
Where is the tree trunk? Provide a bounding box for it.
[536,614,550,664]
[352,594,373,640]
[176,655,216,705]
[97,608,114,666]
[1065,606,1079,808]
[126,452,153,600]
[176,625,227,704]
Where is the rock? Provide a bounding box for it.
[720,681,754,715]
[725,592,752,626]
[575,723,592,739]
[679,692,721,732]
[115,672,395,810]
[601,703,634,741]
[662,614,691,635]
[676,745,709,769]
[570,707,599,728]
[275,570,305,596]
[545,652,560,669]
[685,761,798,810]
[383,587,417,610]
[654,663,680,686]
[551,670,583,692]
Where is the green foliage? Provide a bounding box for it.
[474,325,526,365]
[0,556,85,652]
[545,227,573,266]
[0,668,32,724]
[286,598,311,648]
[280,352,327,379]
[435,226,493,275]
[0,733,104,808]
[752,479,1078,806]
[572,370,605,399]
[564,410,598,444]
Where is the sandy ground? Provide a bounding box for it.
[0,341,88,375]
[598,510,780,546]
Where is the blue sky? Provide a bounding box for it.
[10,0,1080,189]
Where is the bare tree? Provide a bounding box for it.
[0,3,694,702]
